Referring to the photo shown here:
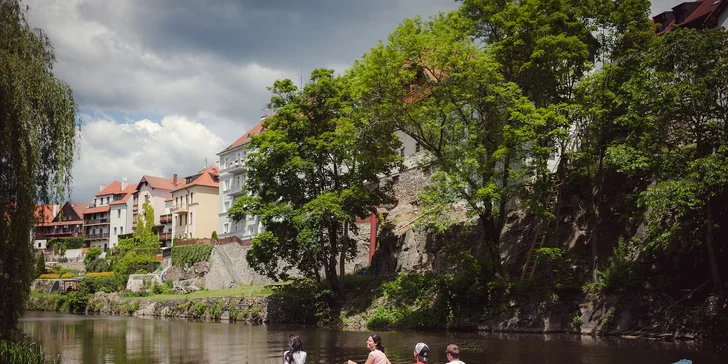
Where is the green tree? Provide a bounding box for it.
[35,253,45,278]
[614,28,728,292]
[0,0,78,340]
[211,231,218,239]
[351,13,560,274]
[229,69,401,294]
[83,246,102,265]
[113,201,160,284]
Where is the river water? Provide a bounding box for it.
[19,311,728,364]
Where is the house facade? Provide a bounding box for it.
[216,118,266,241]
[171,167,220,240]
[131,174,179,232]
[85,180,136,251]
[109,184,136,247]
[33,201,87,250]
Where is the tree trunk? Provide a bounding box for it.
[339,221,348,290]
[705,197,722,292]
[327,224,341,295]
[479,213,502,276]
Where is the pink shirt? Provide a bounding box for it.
[368,349,388,364]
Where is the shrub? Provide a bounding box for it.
[587,237,642,294]
[85,272,114,278]
[112,253,160,286]
[171,244,213,268]
[83,247,102,265]
[91,275,122,293]
[49,237,85,254]
[270,279,337,325]
[85,259,111,273]
[60,273,74,278]
[211,231,218,239]
[0,335,57,364]
[38,274,60,279]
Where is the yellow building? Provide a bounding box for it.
[170,167,220,241]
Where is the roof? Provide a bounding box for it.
[172,166,220,192]
[164,194,173,202]
[138,175,178,191]
[68,202,89,220]
[217,117,269,155]
[95,181,123,197]
[681,0,723,27]
[109,185,136,205]
[42,220,84,227]
[84,205,111,214]
[36,204,56,224]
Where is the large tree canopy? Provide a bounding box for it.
[229,69,401,293]
[0,0,79,339]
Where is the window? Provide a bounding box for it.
[114,227,117,235]
[185,194,188,205]
[415,143,421,153]
[247,225,254,235]
[120,227,123,234]
[223,223,229,234]
[92,228,96,235]
[104,244,107,251]
[190,192,194,203]
[190,212,193,225]
[117,209,121,218]
[224,200,230,211]
[38,243,41,248]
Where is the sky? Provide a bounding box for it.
[25,0,677,203]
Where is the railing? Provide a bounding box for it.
[160,214,172,224]
[159,232,172,241]
[84,218,109,225]
[35,231,83,239]
[171,204,188,213]
[86,233,109,240]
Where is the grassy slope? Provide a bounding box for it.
[124,284,279,301]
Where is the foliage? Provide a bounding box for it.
[84,272,115,278]
[112,253,159,286]
[587,237,642,294]
[0,334,58,364]
[572,314,583,330]
[211,231,218,239]
[34,254,45,278]
[351,12,568,274]
[38,274,61,279]
[83,246,102,265]
[49,237,85,253]
[171,244,213,267]
[269,279,338,325]
[116,201,160,257]
[229,68,401,294]
[85,258,111,273]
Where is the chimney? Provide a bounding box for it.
[173,174,178,186]
[121,177,128,189]
[100,185,105,191]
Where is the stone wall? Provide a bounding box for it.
[204,243,276,290]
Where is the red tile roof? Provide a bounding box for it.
[172,167,220,192]
[69,202,89,220]
[109,185,136,205]
[138,175,178,191]
[164,194,173,202]
[217,117,269,155]
[95,181,124,197]
[681,0,723,27]
[36,204,57,224]
[43,220,84,227]
[84,205,110,214]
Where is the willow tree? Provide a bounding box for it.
[0,0,78,339]
[229,69,401,294]
[351,13,563,275]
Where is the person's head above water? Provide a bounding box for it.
[285,334,304,363]
[367,334,385,352]
[446,344,460,361]
[414,342,429,363]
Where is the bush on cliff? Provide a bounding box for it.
[270,279,337,325]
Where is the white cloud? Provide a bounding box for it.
[71,115,226,202]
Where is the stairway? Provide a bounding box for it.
[521,192,559,281]
[213,242,244,285]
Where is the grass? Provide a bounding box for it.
[124,284,280,301]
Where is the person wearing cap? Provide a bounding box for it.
[446,344,465,364]
[413,342,429,364]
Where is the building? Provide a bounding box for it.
[32,204,59,250]
[131,174,179,233]
[84,180,134,251]
[160,195,174,246]
[216,118,267,241]
[33,201,87,250]
[170,166,220,240]
[109,184,136,247]
[654,0,727,34]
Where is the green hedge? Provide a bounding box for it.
[49,237,85,253]
[171,244,213,267]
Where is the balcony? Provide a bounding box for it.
[84,218,110,226]
[228,188,246,197]
[222,160,244,173]
[35,231,82,239]
[171,204,188,213]
[159,232,172,241]
[160,214,172,224]
[86,233,110,240]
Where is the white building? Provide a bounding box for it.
[217,117,267,242]
[85,180,134,251]
[131,174,180,246]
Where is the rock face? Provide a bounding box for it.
[126,274,162,293]
[204,244,276,290]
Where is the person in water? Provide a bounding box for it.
[446,344,465,364]
[347,334,391,364]
[413,342,429,363]
[284,334,307,364]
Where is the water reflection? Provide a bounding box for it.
[19,312,728,364]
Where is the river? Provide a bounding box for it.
[19,311,728,364]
